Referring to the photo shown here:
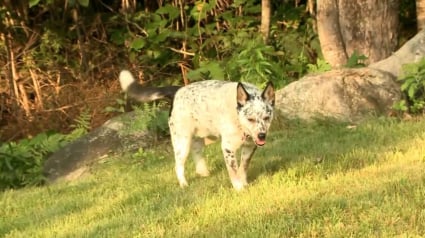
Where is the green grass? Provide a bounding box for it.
[2,116,425,237]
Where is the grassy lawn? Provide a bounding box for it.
[1,116,425,237]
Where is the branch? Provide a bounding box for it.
[168,47,195,56]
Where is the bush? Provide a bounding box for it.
[0,112,90,190]
[394,57,425,114]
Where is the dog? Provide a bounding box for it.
[119,70,275,190]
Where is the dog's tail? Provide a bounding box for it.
[119,70,181,102]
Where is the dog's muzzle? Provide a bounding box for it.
[255,133,267,146]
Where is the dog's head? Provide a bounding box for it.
[236,82,275,146]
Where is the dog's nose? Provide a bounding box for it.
[258,133,266,141]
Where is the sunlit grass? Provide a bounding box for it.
[1,117,425,237]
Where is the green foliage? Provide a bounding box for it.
[70,109,91,133]
[130,147,166,162]
[0,133,61,189]
[187,61,223,81]
[344,51,368,68]
[29,0,89,8]
[187,37,286,87]
[269,4,321,80]
[115,1,318,87]
[104,98,127,113]
[120,102,170,137]
[393,99,409,112]
[29,0,41,8]
[148,109,170,136]
[30,29,68,68]
[183,1,317,88]
[224,37,285,86]
[394,58,425,114]
[307,59,332,73]
[0,111,91,190]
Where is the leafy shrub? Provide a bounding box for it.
[187,35,286,88]
[224,36,285,86]
[344,51,368,68]
[393,57,425,113]
[0,111,90,190]
[1,132,66,189]
[119,102,170,138]
[307,59,332,73]
[116,1,318,88]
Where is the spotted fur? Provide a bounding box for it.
[119,70,275,190]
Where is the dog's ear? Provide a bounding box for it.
[237,83,250,107]
[261,82,275,106]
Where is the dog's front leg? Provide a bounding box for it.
[238,144,257,186]
[222,148,244,190]
[221,138,246,190]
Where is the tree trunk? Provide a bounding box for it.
[316,0,348,67]
[417,0,425,31]
[260,0,271,43]
[317,0,400,68]
[338,0,399,64]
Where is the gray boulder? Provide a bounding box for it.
[275,29,425,122]
[275,68,401,122]
[43,111,156,183]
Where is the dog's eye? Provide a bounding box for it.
[263,116,270,121]
[248,118,256,123]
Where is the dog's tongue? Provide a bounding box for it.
[255,139,266,146]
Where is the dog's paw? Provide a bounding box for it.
[196,167,210,177]
[237,172,248,186]
[196,170,210,177]
[195,160,210,177]
[231,179,245,191]
[178,179,189,188]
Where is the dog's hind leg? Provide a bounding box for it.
[191,138,210,177]
[171,135,192,188]
[238,144,257,186]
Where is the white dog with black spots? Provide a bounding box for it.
[119,70,275,190]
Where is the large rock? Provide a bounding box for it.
[274,29,425,122]
[43,111,158,183]
[275,68,401,122]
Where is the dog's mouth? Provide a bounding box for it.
[245,133,267,146]
[254,139,266,146]
[254,132,267,146]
